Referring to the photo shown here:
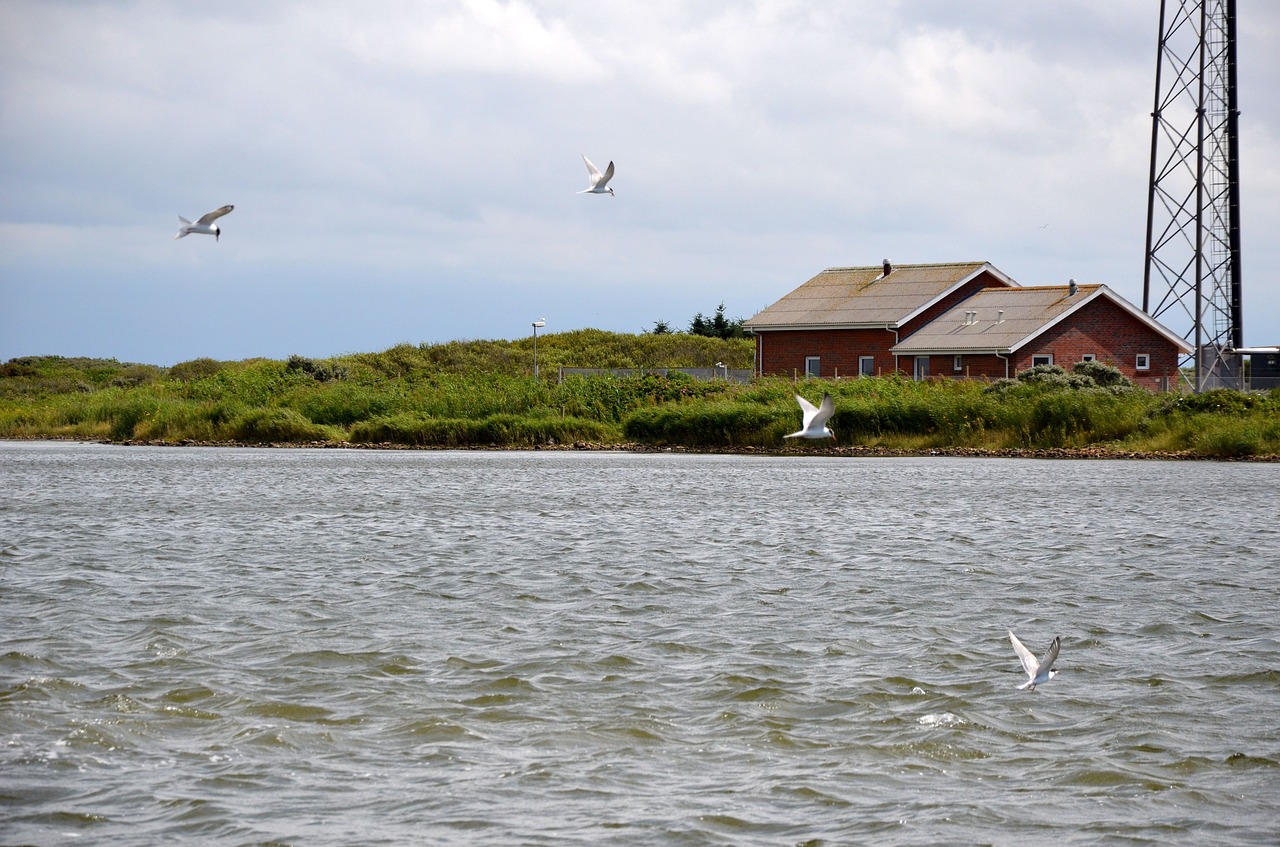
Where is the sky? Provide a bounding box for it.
[2,0,1278,366]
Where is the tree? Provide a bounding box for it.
[690,303,745,339]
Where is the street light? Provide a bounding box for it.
[532,318,546,380]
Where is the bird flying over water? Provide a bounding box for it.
[174,205,234,241]
[1009,630,1060,691]
[578,154,615,196]
[784,393,835,439]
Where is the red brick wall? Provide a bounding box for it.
[913,354,1011,381]
[1009,298,1181,390]
[756,328,898,378]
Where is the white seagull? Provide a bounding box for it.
[784,393,835,439]
[174,205,234,241]
[1009,630,1060,691]
[578,154,615,196]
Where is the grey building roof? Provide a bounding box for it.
[889,284,1194,355]
[743,261,1017,331]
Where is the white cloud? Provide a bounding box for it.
[2,0,1277,362]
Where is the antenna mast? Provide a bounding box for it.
[1142,0,1243,391]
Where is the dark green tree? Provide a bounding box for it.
[689,303,745,339]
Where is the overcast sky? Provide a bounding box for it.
[3,1,1277,366]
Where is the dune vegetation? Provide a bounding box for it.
[2,332,1278,459]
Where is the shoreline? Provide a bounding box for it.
[6,436,1277,462]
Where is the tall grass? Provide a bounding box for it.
[3,344,1277,457]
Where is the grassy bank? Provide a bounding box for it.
[3,334,1279,459]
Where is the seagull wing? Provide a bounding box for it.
[795,394,819,429]
[196,205,234,226]
[811,393,835,430]
[1009,630,1039,678]
[1038,636,1061,674]
[582,154,603,186]
[597,160,615,188]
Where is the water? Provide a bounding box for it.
[2,440,1279,846]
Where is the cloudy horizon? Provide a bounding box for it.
[3,1,1277,366]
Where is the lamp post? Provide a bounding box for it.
[532,318,546,380]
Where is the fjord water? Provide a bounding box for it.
[2,441,1278,846]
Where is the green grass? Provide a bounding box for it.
[2,340,1278,458]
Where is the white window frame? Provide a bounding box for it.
[952,354,963,372]
[1031,353,1053,367]
[1136,353,1150,371]
[859,355,875,377]
[805,356,821,378]
[1081,354,1096,363]
[914,356,929,380]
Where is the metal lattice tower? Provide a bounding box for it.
[1143,0,1243,392]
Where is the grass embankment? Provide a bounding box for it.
[2,334,1278,459]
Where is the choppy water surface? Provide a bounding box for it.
[2,441,1279,845]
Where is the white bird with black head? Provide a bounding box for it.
[174,205,234,241]
[785,393,835,440]
[1009,630,1060,691]
[578,154,615,196]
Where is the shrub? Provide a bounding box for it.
[349,412,616,447]
[1072,360,1133,389]
[168,358,227,382]
[624,402,781,446]
[288,382,395,426]
[286,355,348,382]
[230,408,333,442]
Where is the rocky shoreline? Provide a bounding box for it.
[60,437,1278,462]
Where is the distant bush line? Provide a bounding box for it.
[2,333,1278,459]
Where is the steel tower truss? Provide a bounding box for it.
[1143,0,1243,391]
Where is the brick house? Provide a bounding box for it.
[743,261,1018,378]
[745,261,1191,390]
[890,281,1192,391]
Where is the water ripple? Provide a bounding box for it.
[2,443,1279,845]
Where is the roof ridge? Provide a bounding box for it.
[1007,282,1102,290]
[821,260,987,272]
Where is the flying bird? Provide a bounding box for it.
[174,205,234,241]
[578,154,615,196]
[1009,630,1060,691]
[784,393,835,439]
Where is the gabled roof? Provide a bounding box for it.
[743,261,1018,331]
[889,284,1195,355]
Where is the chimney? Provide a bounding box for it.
[882,259,892,277]
[1068,278,1078,296]
[997,310,1005,323]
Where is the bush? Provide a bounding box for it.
[230,408,333,442]
[288,382,395,426]
[624,402,781,446]
[168,358,227,382]
[1072,360,1133,389]
[286,355,348,382]
[349,412,617,447]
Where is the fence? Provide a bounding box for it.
[558,367,754,384]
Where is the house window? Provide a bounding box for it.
[859,356,875,377]
[953,355,963,372]
[1136,353,1150,371]
[914,356,929,380]
[1032,353,1053,367]
[1081,354,1096,363]
[805,356,821,377]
